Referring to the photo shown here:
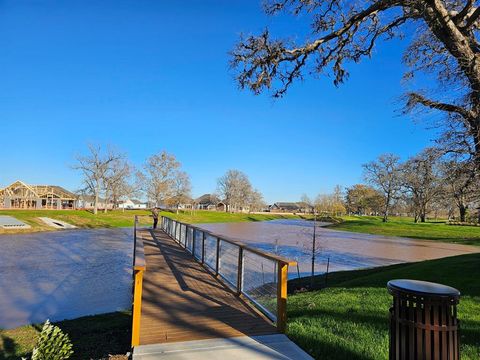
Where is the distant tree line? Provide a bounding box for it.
[74,145,266,215]
[351,150,478,223]
[74,146,192,214]
[303,148,479,224]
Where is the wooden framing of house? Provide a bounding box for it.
[0,180,77,209]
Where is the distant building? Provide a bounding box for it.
[194,194,220,211]
[76,195,113,210]
[269,202,314,214]
[118,199,148,210]
[0,180,76,209]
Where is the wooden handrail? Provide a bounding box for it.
[134,232,146,271]
[162,216,297,266]
[131,219,146,347]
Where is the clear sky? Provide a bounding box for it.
[0,1,437,203]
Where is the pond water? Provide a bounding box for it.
[1,220,478,329]
[197,220,480,278]
[0,228,132,329]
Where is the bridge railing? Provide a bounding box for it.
[131,216,146,347]
[161,215,296,332]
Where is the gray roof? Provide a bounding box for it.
[195,194,219,205]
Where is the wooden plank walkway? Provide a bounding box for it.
[138,228,277,345]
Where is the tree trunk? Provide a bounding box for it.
[382,195,390,222]
[94,186,99,215]
[459,204,467,222]
[310,213,317,289]
[104,189,109,214]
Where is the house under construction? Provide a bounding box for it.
[0,180,77,209]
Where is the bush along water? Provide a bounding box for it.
[24,320,74,360]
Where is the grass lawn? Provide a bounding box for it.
[0,209,302,235]
[0,312,131,360]
[287,253,480,360]
[166,210,301,224]
[328,215,480,246]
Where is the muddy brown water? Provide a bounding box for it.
[0,221,477,329]
[197,220,480,278]
[0,228,132,329]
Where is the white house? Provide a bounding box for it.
[76,195,113,210]
[118,199,147,210]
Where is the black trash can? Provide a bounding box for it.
[387,279,460,360]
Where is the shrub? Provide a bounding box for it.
[27,320,74,360]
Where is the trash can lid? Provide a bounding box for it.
[387,279,460,297]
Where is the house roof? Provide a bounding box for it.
[131,199,145,205]
[195,194,219,205]
[273,202,301,210]
[0,181,76,200]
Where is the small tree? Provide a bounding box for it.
[141,151,180,207]
[217,170,254,212]
[440,159,478,222]
[167,171,192,213]
[345,184,384,215]
[363,154,402,222]
[103,157,133,213]
[248,188,266,212]
[401,149,443,222]
[74,144,123,215]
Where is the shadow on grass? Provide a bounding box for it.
[289,306,388,331]
[57,312,131,360]
[287,329,382,360]
[1,312,131,360]
[0,335,19,360]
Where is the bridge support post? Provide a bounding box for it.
[276,262,288,333]
[132,268,145,346]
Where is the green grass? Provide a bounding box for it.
[0,209,152,234]
[0,311,131,360]
[0,209,303,234]
[287,253,480,360]
[166,210,302,224]
[328,215,480,245]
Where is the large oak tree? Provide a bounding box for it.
[231,0,480,167]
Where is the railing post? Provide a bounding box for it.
[133,216,137,268]
[131,268,144,347]
[276,262,288,333]
[192,227,196,256]
[236,247,244,295]
[201,232,206,264]
[215,238,220,276]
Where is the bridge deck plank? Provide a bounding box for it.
[138,229,277,345]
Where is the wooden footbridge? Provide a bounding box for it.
[130,216,311,359]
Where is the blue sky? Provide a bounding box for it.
[0,1,437,203]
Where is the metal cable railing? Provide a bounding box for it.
[160,216,296,331]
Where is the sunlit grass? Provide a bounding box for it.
[328,215,480,245]
[287,253,480,360]
[0,209,303,234]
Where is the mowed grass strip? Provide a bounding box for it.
[0,311,131,360]
[0,209,303,234]
[287,253,480,360]
[328,215,480,245]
